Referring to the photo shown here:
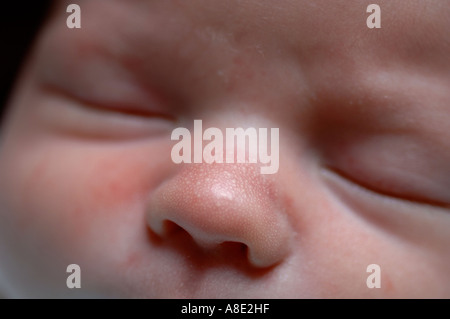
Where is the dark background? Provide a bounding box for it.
[0,1,52,120]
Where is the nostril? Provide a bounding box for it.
[218,241,249,261]
[150,222,255,266]
[150,218,282,269]
[152,219,249,254]
[218,241,248,257]
[161,220,185,236]
[148,217,189,238]
[219,241,248,252]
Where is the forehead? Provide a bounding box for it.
[51,1,448,87]
[45,0,450,105]
[58,0,450,54]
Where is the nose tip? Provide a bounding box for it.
[147,164,291,268]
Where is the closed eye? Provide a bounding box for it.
[41,82,175,121]
[323,165,450,210]
[36,82,176,141]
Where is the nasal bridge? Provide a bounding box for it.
[170,120,280,174]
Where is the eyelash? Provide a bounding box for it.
[41,82,175,121]
[322,165,450,210]
[39,82,177,141]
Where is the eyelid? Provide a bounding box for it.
[322,165,450,210]
[40,82,175,121]
[37,82,176,141]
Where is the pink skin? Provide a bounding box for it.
[1,0,450,298]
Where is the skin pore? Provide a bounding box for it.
[0,0,449,298]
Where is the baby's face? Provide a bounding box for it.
[1,0,450,298]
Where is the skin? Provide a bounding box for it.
[0,0,450,298]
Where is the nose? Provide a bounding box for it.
[146,163,291,268]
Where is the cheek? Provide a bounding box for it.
[279,157,449,297]
[0,136,172,294]
[294,211,446,298]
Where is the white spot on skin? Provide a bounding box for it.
[211,183,234,201]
